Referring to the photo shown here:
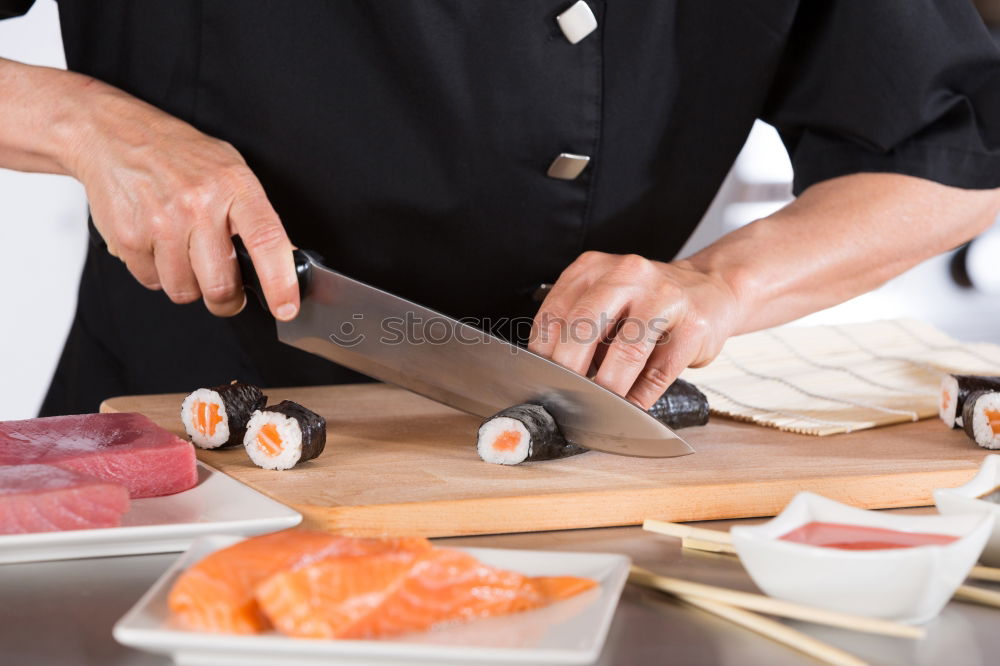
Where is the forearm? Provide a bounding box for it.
[684,173,1000,335]
[0,58,125,175]
[0,57,96,175]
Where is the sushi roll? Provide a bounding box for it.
[648,379,710,429]
[244,400,327,470]
[477,404,586,465]
[939,375,1000,429]
[181,381,266,449]
[962,390,1000,450]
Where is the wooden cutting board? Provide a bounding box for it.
[102,383,989,537]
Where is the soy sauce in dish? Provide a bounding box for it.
[977,485,1000,503]
[779,522,958,550]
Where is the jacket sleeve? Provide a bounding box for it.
[0,0,33,19]
[761,0,1000,194]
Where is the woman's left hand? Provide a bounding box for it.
[527,251,740,409]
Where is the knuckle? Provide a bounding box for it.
[201,281,240,303]
[116,225,148,253]
[639,366,674,394]
[146,213,176,243]
[612,340,651,366]
[167,288,200,305]
[685,314,710,337]
[224,163,256,187]
[176,183,215,213]
[566,305,600,326]
[242,222,287,252]
[618,253,651,274]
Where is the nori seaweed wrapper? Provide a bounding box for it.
[962,390,996,441]
[951,376,1000,429]
[647,378,710,429]
[209,380,267,448]
[480,403,586,463]
[262,400,327,464]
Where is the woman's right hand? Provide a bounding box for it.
[60,72,300,320]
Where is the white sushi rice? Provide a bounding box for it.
[244,410,303,470]
[939,375,961,428]
[477,417,531,465]
[180,388,231,449]
[968,392,1000,450]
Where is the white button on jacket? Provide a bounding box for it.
[556,1,597,45]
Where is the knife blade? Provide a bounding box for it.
[233,237,693,458]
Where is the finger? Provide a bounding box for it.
[528,278,588,358]
[528,253,606,358]
[593,306,674,398]
[625,322,704,409]
[118,247,162,291]
[189,226,245,317]
[548,285,631,376]
[153,233,201,304]
[229,185,298,321]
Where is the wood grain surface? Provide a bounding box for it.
[102,383,989,537]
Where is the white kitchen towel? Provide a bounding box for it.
[680,319,1000,435]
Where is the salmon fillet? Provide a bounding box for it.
[167,530,431,634]
[255,545,598,639]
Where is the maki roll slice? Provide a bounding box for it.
[647,379,710,429]
[962,390,1000,450]
[477,404,586,465]
[181,381,266,449]
[939,375,1000,429]
[244,400,327,470]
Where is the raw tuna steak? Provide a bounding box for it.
[0,413,198,498]
[0,464,130,534]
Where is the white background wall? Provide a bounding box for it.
[0,2,996,421]
[0,0,88,420]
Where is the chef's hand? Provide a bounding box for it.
[528,252,740,410]
[73,92,298,319]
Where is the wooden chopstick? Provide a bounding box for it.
[628,565,924,639]
[643,518,733,544]
[970,565,1000,583]
[682,536,737,555]
[679,594,868,666]
[954,584,1000,609]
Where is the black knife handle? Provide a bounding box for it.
[232,235,313,310]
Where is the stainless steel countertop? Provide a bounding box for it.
[2,510,997,666]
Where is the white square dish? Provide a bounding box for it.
[731,492,993,624]
[935,454,1000,566]
[113,534,629,665]
[0,462,301,564]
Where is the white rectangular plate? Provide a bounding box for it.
[0,462,301,564]
[114,535,629,666]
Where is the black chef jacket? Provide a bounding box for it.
[2,1,998,414]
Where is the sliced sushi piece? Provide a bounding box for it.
[962,390,1000,450]
[648,378,710,429]
[167,530,432,634]
[181,381,266,449]
[243,400,326,470]
[477,403,586,465]
[0,464,130,534]
[255,543,598,639]
[939,375,1000,429]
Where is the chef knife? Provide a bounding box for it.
[233,237,694,458]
